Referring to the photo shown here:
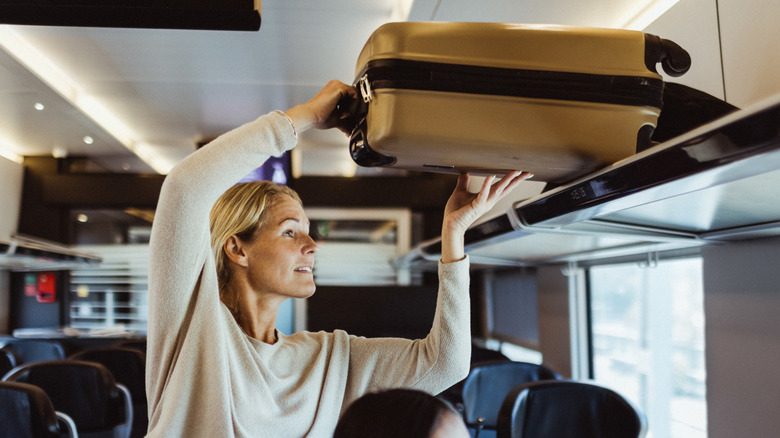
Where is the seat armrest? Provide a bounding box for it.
[115,383,134,438]
[55,411,79,438]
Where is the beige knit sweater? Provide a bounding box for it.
[145,112,471,437]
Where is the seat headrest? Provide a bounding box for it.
[461,361,561,426]
[498,380,645,438]
[3,360,124,432]
[70,347,146,402]
[0,381,60,438]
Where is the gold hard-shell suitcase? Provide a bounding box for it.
[346,22,690,183]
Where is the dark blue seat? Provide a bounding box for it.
[0,348,18,378]
[1,339,66,364]
[497,380,647,438]
[3,360,132,438]
[113,339,147,355]
[71,347,147,438]
[0,381,77,437]
[461,361,561,438]
[438,344,511,412]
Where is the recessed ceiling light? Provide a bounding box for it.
[83,135,94,144]
[0,27,169,173]
[77,214,89,223]
[52,146,68,158]
[34,102,45,111]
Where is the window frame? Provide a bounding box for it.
[574,247,707,438]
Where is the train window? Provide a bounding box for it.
[588,257,706,438]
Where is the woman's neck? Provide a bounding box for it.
[237,292,282,344]
[242,321,279,344]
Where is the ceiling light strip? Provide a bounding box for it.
[0,143,24,164]
[0,25,169,173]
[623,0,680,30]
[0,26,79,101]
[390,0,414,22]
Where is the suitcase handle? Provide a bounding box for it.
[335,87,364,134]
[336,89,362,116]
[645,34,691,77]
[660,39,691,77]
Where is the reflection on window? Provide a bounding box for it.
[589,258,706,438]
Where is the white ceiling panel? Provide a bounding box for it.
[409,0,666,29]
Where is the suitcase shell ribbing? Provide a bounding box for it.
[348,22,690,183]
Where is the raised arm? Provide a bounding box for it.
[345,171,532,398]
[148,79,357,322]
[146,80,356,399]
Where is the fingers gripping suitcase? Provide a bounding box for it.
[347,22,690,183]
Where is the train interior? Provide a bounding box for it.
[1,1,779,437]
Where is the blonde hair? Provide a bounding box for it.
[209,181,302,324]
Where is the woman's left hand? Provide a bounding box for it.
[440,171,532,263]
[443,172,532,234]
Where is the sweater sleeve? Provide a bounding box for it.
[146,112,296,406]
[343,257,472,400]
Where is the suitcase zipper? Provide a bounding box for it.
[358,74,373,104]
[349,58,667,171]
[355,59,664,110]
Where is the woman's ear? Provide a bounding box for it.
[224,235,249,268]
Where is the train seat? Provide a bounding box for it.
[0,380,78,438]
[2,359,133,438]
[461,360,562,438]
[70,347,148,438]
[1,339,66,364]
[497,380,648,438]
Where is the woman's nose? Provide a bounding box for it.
[303,235,319,254]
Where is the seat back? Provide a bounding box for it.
[3,360,128,436]
[470,345,511,364]
[2,339,66,364]
[438,344,510,411]
[0,348,19,378]
[0,381,65,438]
[497,380,648,438]
[112,339,147,355]
[461,361,561,437]
[70,347,147,438]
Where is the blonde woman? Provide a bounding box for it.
[145,80,530,437]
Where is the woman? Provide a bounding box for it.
[333,388,470,438]
[145,80,530,437]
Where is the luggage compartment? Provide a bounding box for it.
[348,22,690,183]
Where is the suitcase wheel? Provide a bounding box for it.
[349,119,397,167]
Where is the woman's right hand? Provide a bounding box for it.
[285,80,358,135]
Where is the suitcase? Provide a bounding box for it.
[346,22,691,183]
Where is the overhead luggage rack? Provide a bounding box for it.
[0,235,101,271]
[514,94,780,231]
[401,92,780,266]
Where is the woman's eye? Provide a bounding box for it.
[283,230,294,237]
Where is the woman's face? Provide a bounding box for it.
[242,194,319,300]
